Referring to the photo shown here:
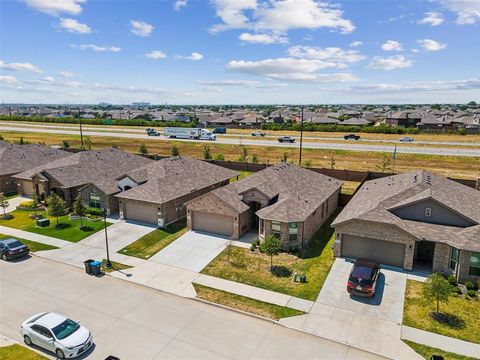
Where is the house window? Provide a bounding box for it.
[289,222,298,242]
[449,247,459,271]
[271,221,281,237]
[425,208,432,217]
[89,193,101,208]
[469,252,480,276]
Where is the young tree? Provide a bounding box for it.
[0,192,8,218]
[214,153,225,161]
[330,151,336,169]
[423,273,452,315]
[203,145,212,160]
[62,140,70,149]
[251,154,258,164]
[280,151,289,163]
[376,152,392,172]
[19,137,25,145]
[73,195,86,229]
[304,159,313,168]
[83,137,92,150]
[31,193,40,217]
[238,146,248,162]
[171,145,180,156]
[260,235,282,270]
[47,193,67,226]
[139,143,148,155]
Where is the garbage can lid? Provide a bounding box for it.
[90,261,102,266]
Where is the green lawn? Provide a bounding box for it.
[193,284,304,320]
[403,340,476,360]
[403,280,480,344]
[201,211,338,301]
[101,259,132,273]
[0,234,58,252]
[0,210,111,242]
[118,220,187,259]
[0,344,48,360]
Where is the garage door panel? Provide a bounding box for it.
[192,212,233,237]
[341,235,405,268]
[22,181,34,196]
[125,201,158,225]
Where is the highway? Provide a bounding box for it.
[1,124,480,157]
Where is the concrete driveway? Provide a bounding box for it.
[149,231,229,272]
[0,256,385,360]
[281,258,421,360]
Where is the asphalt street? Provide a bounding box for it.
[1,124,479,157]
[0,256,384,360]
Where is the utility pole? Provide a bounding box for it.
[78,108,84,148]
[299,106,304,166]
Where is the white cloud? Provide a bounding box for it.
[58,18,92,34]
[367,55,413,71]
[40,76,56,82]
[210,0,354,34]
[24,0,86,16]
[350,41,363,47]
[381,40,403,51]
[436,0,480,24]
[145,50,167,59]
[0,60,43,73]
[341,78,480,93]
[418,11,444,26]
[58,70,75,77]
[174,0,188,11]
[130,20,154,37]
[417,39,447,51]
[226,58,358,82]
[0,76,18,84]
[176,52,204,61]
[239,32,288,44]
[287,46,365,66]
[70,44,121,52]
[196,79,288,88]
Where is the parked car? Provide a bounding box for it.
[251,131,265,137]
[347,258,380,297]
[21,312,93,359]
[212,127,227,134]
[278,136,295,143]
[0,238,29,260]
[399,137,414,142]
[344,134,360,140]
[145,128,160,136]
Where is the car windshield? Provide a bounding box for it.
[52,319,80,340]
[6,241,23,248]
[350,265,374,285]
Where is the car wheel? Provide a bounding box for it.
[24,335,32,346]
[1,254,7,261]
[56,349,65,359]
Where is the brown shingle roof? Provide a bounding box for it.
[115,157,238,204]
[332,170,480,251]
[0,141,69,176]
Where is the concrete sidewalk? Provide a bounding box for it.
[3,196,28,214]
[0,225,71,248]
[194,274,314,312]
[401,325,480,358]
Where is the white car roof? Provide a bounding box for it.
[35,312,67,328]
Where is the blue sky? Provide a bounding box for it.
[0,0,479,104]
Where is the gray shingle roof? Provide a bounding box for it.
[115,157,238,204]
[332,170,480,251]
[207,163,343,222]
[0,141,69,176]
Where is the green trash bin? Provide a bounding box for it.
[36,218,50,227]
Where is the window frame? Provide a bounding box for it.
[288,222,298,242]
[425,207,432,217]
[89,193,101,208]
[271,221,281,237]
[449,247,459,271]
[469,252,480,276]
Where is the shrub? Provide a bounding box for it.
[465,281,475,291]
[466,289,477,298]
[18,200,36,209]
[214,153,225,161]
[86,207,103,216]
[447,275,457,286]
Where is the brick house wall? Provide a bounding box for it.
[432,243,450,273]
[457,250,480,283]
[81,184,113,213]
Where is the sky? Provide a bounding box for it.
[0,0,479,104]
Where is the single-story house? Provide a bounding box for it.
[332,170,480,283]
[0,141,68,194]
[186,163,343,249]
[13,148,153,214]
[115,156,238,227]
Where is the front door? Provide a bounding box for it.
[414,241,435,270]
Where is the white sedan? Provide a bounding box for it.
[21,312,93,359]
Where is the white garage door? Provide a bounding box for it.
[124,200,158,225]
[192,211,234,237]
[22,181,34,197]
[341,234,406,268]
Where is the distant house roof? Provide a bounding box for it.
[14,148,153,195]
[208,116,234,124]
[0,141,69,176]
[339,117,371,126]
[115,157,238,204]
[306,116,340,124]
[203,164,343,222]
[332,170,480,252]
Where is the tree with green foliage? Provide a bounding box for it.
[423,273,452,315]
[0,192,8,218]
[62,140,70,149]
[251,154,258,164]
[280,151,289,162]
[73,195,86,229]
[47,193,67,226]
[31,193,40,217]
[171,145,180,156]
[238,146,248,162]
[83,137,92,150]
[260,235,282,270]
[376,152,392,172]
[139,143,148,155]
[215,153,225,161]
[203,145,212,160]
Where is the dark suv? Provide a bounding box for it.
[347,258,380,297]
[0,238,30,261]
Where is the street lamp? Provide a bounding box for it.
[102,208,112,268]
[299,106,304,166]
